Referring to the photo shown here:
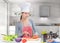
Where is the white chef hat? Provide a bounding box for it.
[21,2,31,12]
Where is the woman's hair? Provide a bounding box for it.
[20,12,31,20]
[20,15,22,20]
[20,12,23,20]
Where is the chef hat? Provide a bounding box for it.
[21,2,31,12]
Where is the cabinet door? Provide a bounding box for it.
[40,5,50,17]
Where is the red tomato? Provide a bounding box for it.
[22,39,27,43]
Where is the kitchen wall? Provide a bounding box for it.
[31,2,60,24]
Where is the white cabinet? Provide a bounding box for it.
[9,26,15,35]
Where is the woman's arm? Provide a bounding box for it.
[30,20,38,35]
[15,22,19,35]
[15,22,23,36]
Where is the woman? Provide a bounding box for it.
[15,2,38,38]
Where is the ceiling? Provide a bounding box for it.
[0,0,4,3]
[5,0,60,4]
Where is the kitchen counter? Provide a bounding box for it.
[0,34,46,43]
[0,38,44,43]
[0,35,43,43]
[0,34,60,43]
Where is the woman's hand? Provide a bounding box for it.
[22,31,31,38]
[32,35,39,39]
[23,31,30,36]
[47,39,54,42]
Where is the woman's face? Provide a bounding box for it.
[22,12,30,19]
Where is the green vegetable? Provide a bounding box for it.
[41,30,47,34]
[3,34,18,41]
